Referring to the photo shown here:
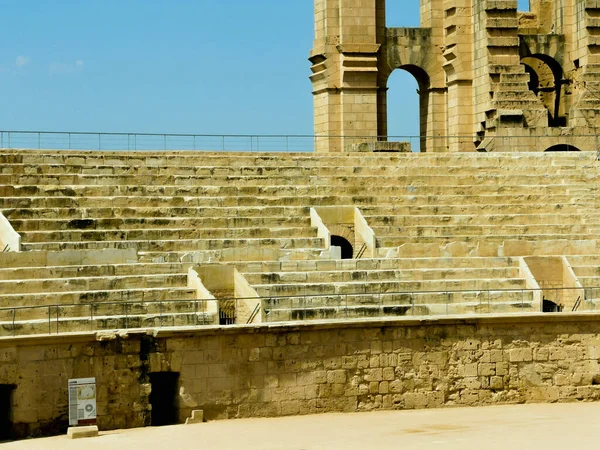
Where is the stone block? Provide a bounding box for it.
[185,409,204,424]
[67,426,99,439]
[509,348,533,362]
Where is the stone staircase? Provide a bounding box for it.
[0,259,213,335]
[1,149,600,334]
[563,255,600,311]
[232,257,537,321]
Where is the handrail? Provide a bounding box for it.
[0,130,598,152]
[3,130,600,139]
[356,243,367,259]
[247,303,261,324]
[0,282,593,336]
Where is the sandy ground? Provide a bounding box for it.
[4,402,600,450]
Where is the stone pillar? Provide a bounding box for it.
[310,0,384,152]
[443,0,475,151]
[422,0,448,152]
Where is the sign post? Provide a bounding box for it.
[67,378,99,439]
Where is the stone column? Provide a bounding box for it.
[310,0,384,152]
[443,0,476,152]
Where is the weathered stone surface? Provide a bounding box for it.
[3,315,600,438]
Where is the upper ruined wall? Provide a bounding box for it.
[311,0,600,152]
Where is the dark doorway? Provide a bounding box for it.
[0,385,15,441]
[218,300,236,325]
[545,144,581,152]
[330,235,354,259]
[148,372,180,426]
[543,298,563,313]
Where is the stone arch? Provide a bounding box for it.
[380,26,446,152]
[330,235,354,260]
[521,54,567,127]
[381,64,433,152]
[328,224,356,258]
[545,144,581,152]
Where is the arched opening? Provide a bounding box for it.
[330,235,353,259]
[385,65,430,152]
[521,54,566,127]
[545,144,581,152]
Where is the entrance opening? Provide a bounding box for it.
[330,235,353,259]
[545,144,581,152]
[543,298,563,313]
[149,372,180,427]
[0,385,15,441]
[219,300,236,325]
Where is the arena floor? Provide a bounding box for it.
[4,402,600,449]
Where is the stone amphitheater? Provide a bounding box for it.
[5,0,600,441]
[1,149,599,334]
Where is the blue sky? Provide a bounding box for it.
[1,1,530,138]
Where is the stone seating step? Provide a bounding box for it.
[377,233,600,247]
[0,273,190,294]
[136,246,325,264]
[264,300,536,321]
[233,256,521,273]
[20,236,324,252]
[572,276,600,288]
[569,266,600,279]
[9,216,312,232]
[379,239,600,258]
[365,203,595,216]
[18,226,316,243]
[0,311,215,337]
[2,173,597,188]
[372,224,600,238]
[263,291,534,310]
[3,182,595,199]
[4,191,598,210]
[2,206,308,220]
[2,162,593,178]
[263,289,536,312]
[0,299,211,322]
[252,278,528,297]
[3,149,592,165]
[564,255,600,265]
[0,286,197,308]
[367,213,600,227]
[243,267,520,285]
[2,168,598,185]
[0,262,188,281]
[3,202,592,221]
[1,150,591,167]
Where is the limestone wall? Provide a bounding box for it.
[4,314,600,438]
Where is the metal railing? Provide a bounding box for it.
[0,286,594,337]
[0,130,598,153]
